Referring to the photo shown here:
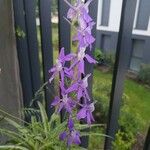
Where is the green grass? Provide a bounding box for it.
[89,68,150,149]
[93,68,150,131]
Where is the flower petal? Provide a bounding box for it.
[68,118,74,130]
[66,83,78,93]
[59,131,67,141]
[59,47,65,60]
[78,60,84,74]
[85,54,97,64]
[77,108,87,120]
[51,96,60,106]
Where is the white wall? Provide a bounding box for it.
[97,0,150,36]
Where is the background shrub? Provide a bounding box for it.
[93,75,144,150]
[138,64,150,86]
[94,48,115,70]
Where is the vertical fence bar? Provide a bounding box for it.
[104,0,137,149]
[23,0,41,95]
[143,127,150,150]
[13,0,33,107]
[58,0,71,54]
[39,0,54,116]
[80,0,98,148]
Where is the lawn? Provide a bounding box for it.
[93,68,150,131]
[88,68,150,149]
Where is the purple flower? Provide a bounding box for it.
[77,103,95,125]
[51,94,75,113]
[66,0,93,26]
[73,24,95,49]
[67,129,81,146]
[60,118,81,146]
[70,47,97,74]
[68,118,74,130]
[59,130,81,146]
[59,131,67,141]
[49,47,75,83]
[67,74,91,100]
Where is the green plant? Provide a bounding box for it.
[138,64,150,86]
[104,53,115,68]
[16,26,26,38]
[94,49,115,71]
[112,130,135,150]
[94,48,105,63]
[112,102,144,150]
[0,101,107,150]
[119,105,143,135]
[0,102,67,150]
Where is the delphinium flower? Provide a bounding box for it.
[49,47,75,84]
[65,0,95,49]
[77,102,95,125]
[66,74,91,100]
[73,23,95,49]
[49,0,96,147]
[59,118,81,146]
[69,47,97,74]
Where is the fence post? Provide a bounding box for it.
[58,0,71,55]
[23,0,41,95]
[39,0,54,117]
[143,127,150,150]
[13,0,33,106]
[104,0,137,149]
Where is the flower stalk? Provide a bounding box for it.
[49,0,97,146]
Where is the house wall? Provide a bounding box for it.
[0,0,23,143]
[96,0,150,72]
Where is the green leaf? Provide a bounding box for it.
[0,145,28,150]
[80,132,113,139]
[38,102,50,137]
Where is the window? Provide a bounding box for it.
[130,39,144,72]
[97,0,123,32]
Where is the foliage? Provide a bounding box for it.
[104,52,115,68]
[0,102,66,150]
[51,0,58,15]
[119,104,143,135]
[16,26,26,38]
[112,130,135,150]
[112,104,144,150]
[94,48,115,70]
[0,101,106,150]
[138,64,150,86]
[94,48,105,64]
[92,69,147,149]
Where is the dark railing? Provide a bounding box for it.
[13,0,149,149]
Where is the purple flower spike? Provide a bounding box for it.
[77,103,95,125]
[48,0,96,146]
[51,94,75,113]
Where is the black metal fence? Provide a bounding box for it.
[13,0,149,149]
